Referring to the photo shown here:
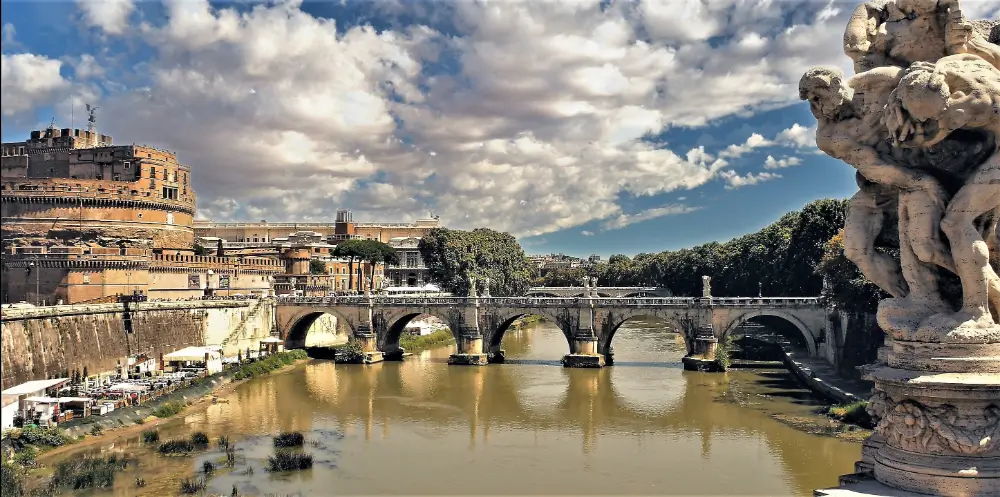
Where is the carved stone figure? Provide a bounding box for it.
[701,276,711,298]
[482,277,491,297]
[808,2,999,495]
[468,275,477,297]
[886,54,1000,336]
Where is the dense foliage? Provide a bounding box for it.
[332,239,399,290]
[309,259,327,275]
[419,228,536,296]
[814,230,887,313]
[232,350,307,380]
[545,199,850,298]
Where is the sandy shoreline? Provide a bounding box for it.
[34,359,308,462]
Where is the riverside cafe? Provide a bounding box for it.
[1,378,93,429]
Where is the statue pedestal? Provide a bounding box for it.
[820,334,1000,497]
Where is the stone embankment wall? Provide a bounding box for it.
[0,299,276,389]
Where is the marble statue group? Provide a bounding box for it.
[800,0,998,341]
[803,2,999,495]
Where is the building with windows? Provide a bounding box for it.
[0,124,281,304]
[385,236,431,287]
[194,209,441,247]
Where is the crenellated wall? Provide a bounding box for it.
[0,299,277,389]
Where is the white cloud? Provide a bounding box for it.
[74,54,104,79]
[581,230,595,236]
[720,170,782,190]
[1,54,70,116]
[602,204,701,231]
[76,0,135,35]
[763,155,802,170]
[5,0,914,236]
[775,123,816,149]
[718,133,773,159]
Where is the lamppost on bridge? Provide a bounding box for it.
[758,281,762,298]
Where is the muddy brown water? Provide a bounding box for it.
[39,318,861,496]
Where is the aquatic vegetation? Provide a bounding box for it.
[399,329,455,352]
[49,454,133,491]
[202,460,216,474]
[191,432,210,446]
[141,430,160,443]
[273,432,304,448]
[826,401,873,428]
[158,439,195,454]
[232,350,308,380]
[89,425,103,436]
[151,401,185,418]
[178,476,206,494]
[266,450,313,471]
[224,445,237,468]
[218,435,230,449]
[1,461,25,497]
[12,447,36,468]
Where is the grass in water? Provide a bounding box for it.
[190,432,210,446]
[49,454,133,491]
[266,450,313,471]
[151,401,185,418]
[826,400,873,428]
[232,350,307,381]
[273,432,304,448]
[141,430,160,444]
[178,477,206,494]
[399,329,455,352]
[158,440,195,455]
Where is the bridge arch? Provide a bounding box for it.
[599,311,695,361]
[283,307,356,349]
[721,310,817,356]
[378,310,462,351]
[484,309,577,359]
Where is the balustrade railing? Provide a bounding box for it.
[273,295,821,307]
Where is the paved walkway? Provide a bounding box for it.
[783,351,873,404]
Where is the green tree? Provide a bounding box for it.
[537,267,587,287]
[359,240,399,291]
[308,259,327,275]
[419,228,535,296]
[815,229,887,313]
[332,239,369,291]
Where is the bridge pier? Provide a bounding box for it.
[356,324,384,364]
[449,327,488,366]
[681,325,722,372]
[563,334,605,368]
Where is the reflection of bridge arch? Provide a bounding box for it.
[721,310,817,356]
[600,313,693,361]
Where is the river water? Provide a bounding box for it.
[47,318,861,496]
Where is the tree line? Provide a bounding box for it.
[416,199,887,312]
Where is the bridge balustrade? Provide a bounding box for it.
[274,295,821,307]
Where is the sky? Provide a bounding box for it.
[3,0,998,258]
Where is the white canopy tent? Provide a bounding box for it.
[163,346,222,362]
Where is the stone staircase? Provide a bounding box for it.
[219,298,269,347]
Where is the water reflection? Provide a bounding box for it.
[57,319,859,496]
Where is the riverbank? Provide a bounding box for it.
[9,351,309,466]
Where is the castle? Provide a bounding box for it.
[1,122,441,304]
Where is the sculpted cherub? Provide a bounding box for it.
[800,66,953,306]
[885,54,1000,328]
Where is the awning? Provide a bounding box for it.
[260,337,283,343]
[164,346,222,362]
[1,378,70,396]
[24,396,60,403]
[107,384,148,392]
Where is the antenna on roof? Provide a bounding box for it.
[48,116,57,130]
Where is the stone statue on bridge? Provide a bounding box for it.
[804,2,999,496]
[481,277,491,297]
[467,275,477,297]
[701,276,711,298]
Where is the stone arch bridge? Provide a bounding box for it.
[525,287,672,297]
[274,295,826,368]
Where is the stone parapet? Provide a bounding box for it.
[0,299,254,321]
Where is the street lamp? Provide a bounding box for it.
[759,281,763,298]
[27,259,39,305]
